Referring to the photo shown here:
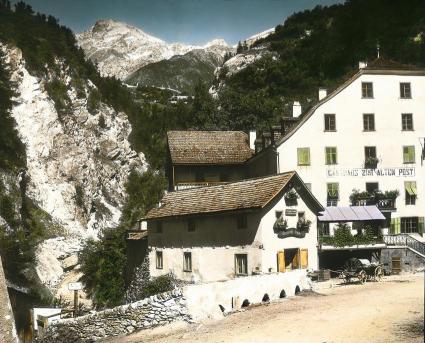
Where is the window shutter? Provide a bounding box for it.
[390,218,401,234]
[418,217,424,233]
[300,249,308,269]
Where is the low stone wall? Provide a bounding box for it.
[184,269,309,320]
[38,289,189,343]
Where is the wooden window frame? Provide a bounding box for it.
[361,82,373,98]
[400,82,412,99]
[324,114,336,132]
[325,147,337,165]
[403,146,415,164]
[401,113,414,131]
[363,113,375,131]
[297,147,311,166]
[156,251,163,269]
[235,254,248,276]
[183,252,192,272]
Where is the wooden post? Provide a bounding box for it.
[73,290,78,317]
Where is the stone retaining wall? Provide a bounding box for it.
[38,289,189,343]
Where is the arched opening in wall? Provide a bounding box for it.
[218,304,225,313]
[241,299,250,308]
[262,293,270,302]
[279,290,286,298]
[295,286,301,295]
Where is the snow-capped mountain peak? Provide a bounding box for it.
[77,20,231,80]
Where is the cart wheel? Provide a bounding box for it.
[358,270,366,284]
[374,266,383,282]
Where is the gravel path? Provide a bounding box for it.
[106,274,424,343]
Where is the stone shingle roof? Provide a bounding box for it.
[145,172,297,220]
[167,131,254,165]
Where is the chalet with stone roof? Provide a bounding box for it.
[144,172,323,283]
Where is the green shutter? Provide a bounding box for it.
[404,146,415,163]
[390,218,401,234]
[418,217,424,234]
[298,148,310,165]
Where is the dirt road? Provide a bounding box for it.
[107,274,424,343]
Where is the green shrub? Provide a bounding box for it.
[45,79,71,121]
[140,274,177,299]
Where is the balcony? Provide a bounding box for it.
[350,189,399,212]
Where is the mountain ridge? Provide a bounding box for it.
[77,19,231,80]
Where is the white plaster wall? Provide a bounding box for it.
[184,269,309,320]
[259,190,319,272]
[148,213,263,282]
[148,185,320,282]
[277,73,425,223]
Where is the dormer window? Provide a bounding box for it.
[362,82,373,98]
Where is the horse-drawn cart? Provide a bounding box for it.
[338,258,384,284]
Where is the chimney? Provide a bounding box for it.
[249,130,256,150]
[359,61,368,69]
[318,88,327,101]
[292,101,302,118]
[270,125,283,144]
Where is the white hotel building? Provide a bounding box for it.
[254,59,425,236]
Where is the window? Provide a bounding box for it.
[401,217,419,234]
[366,182,379,194]
[400,83,411,98]
[324,114,336,131]
[156,222,162,233]
[237,214,247,229]
[325,147,337,165]
[362,82,373,98]
[364,146,377,168]
[405,181,417,205]
[183,252,192,272]
[235,254,248,275]
[297,148,311,166]
[320,223,330,236]
[363,113,375,131]
[401,113,413,131]
[156,251,163,269]
[187,219,196,232]
[403,146,415,164]
[327,183,339,206]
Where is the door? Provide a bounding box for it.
[292,249,300,269]
[391,257,401,275]
[277,251,285,273]
[300,249,309,269]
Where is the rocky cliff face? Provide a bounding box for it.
[77,19,232,81]
[6,46,145,237]
[2,44,146,289]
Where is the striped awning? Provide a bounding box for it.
[318,206,385,222]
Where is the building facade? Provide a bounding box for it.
[144,172,323,283]
[272,60,425,236]
[166,131,254,191]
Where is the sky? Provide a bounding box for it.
[13,0,343,45]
